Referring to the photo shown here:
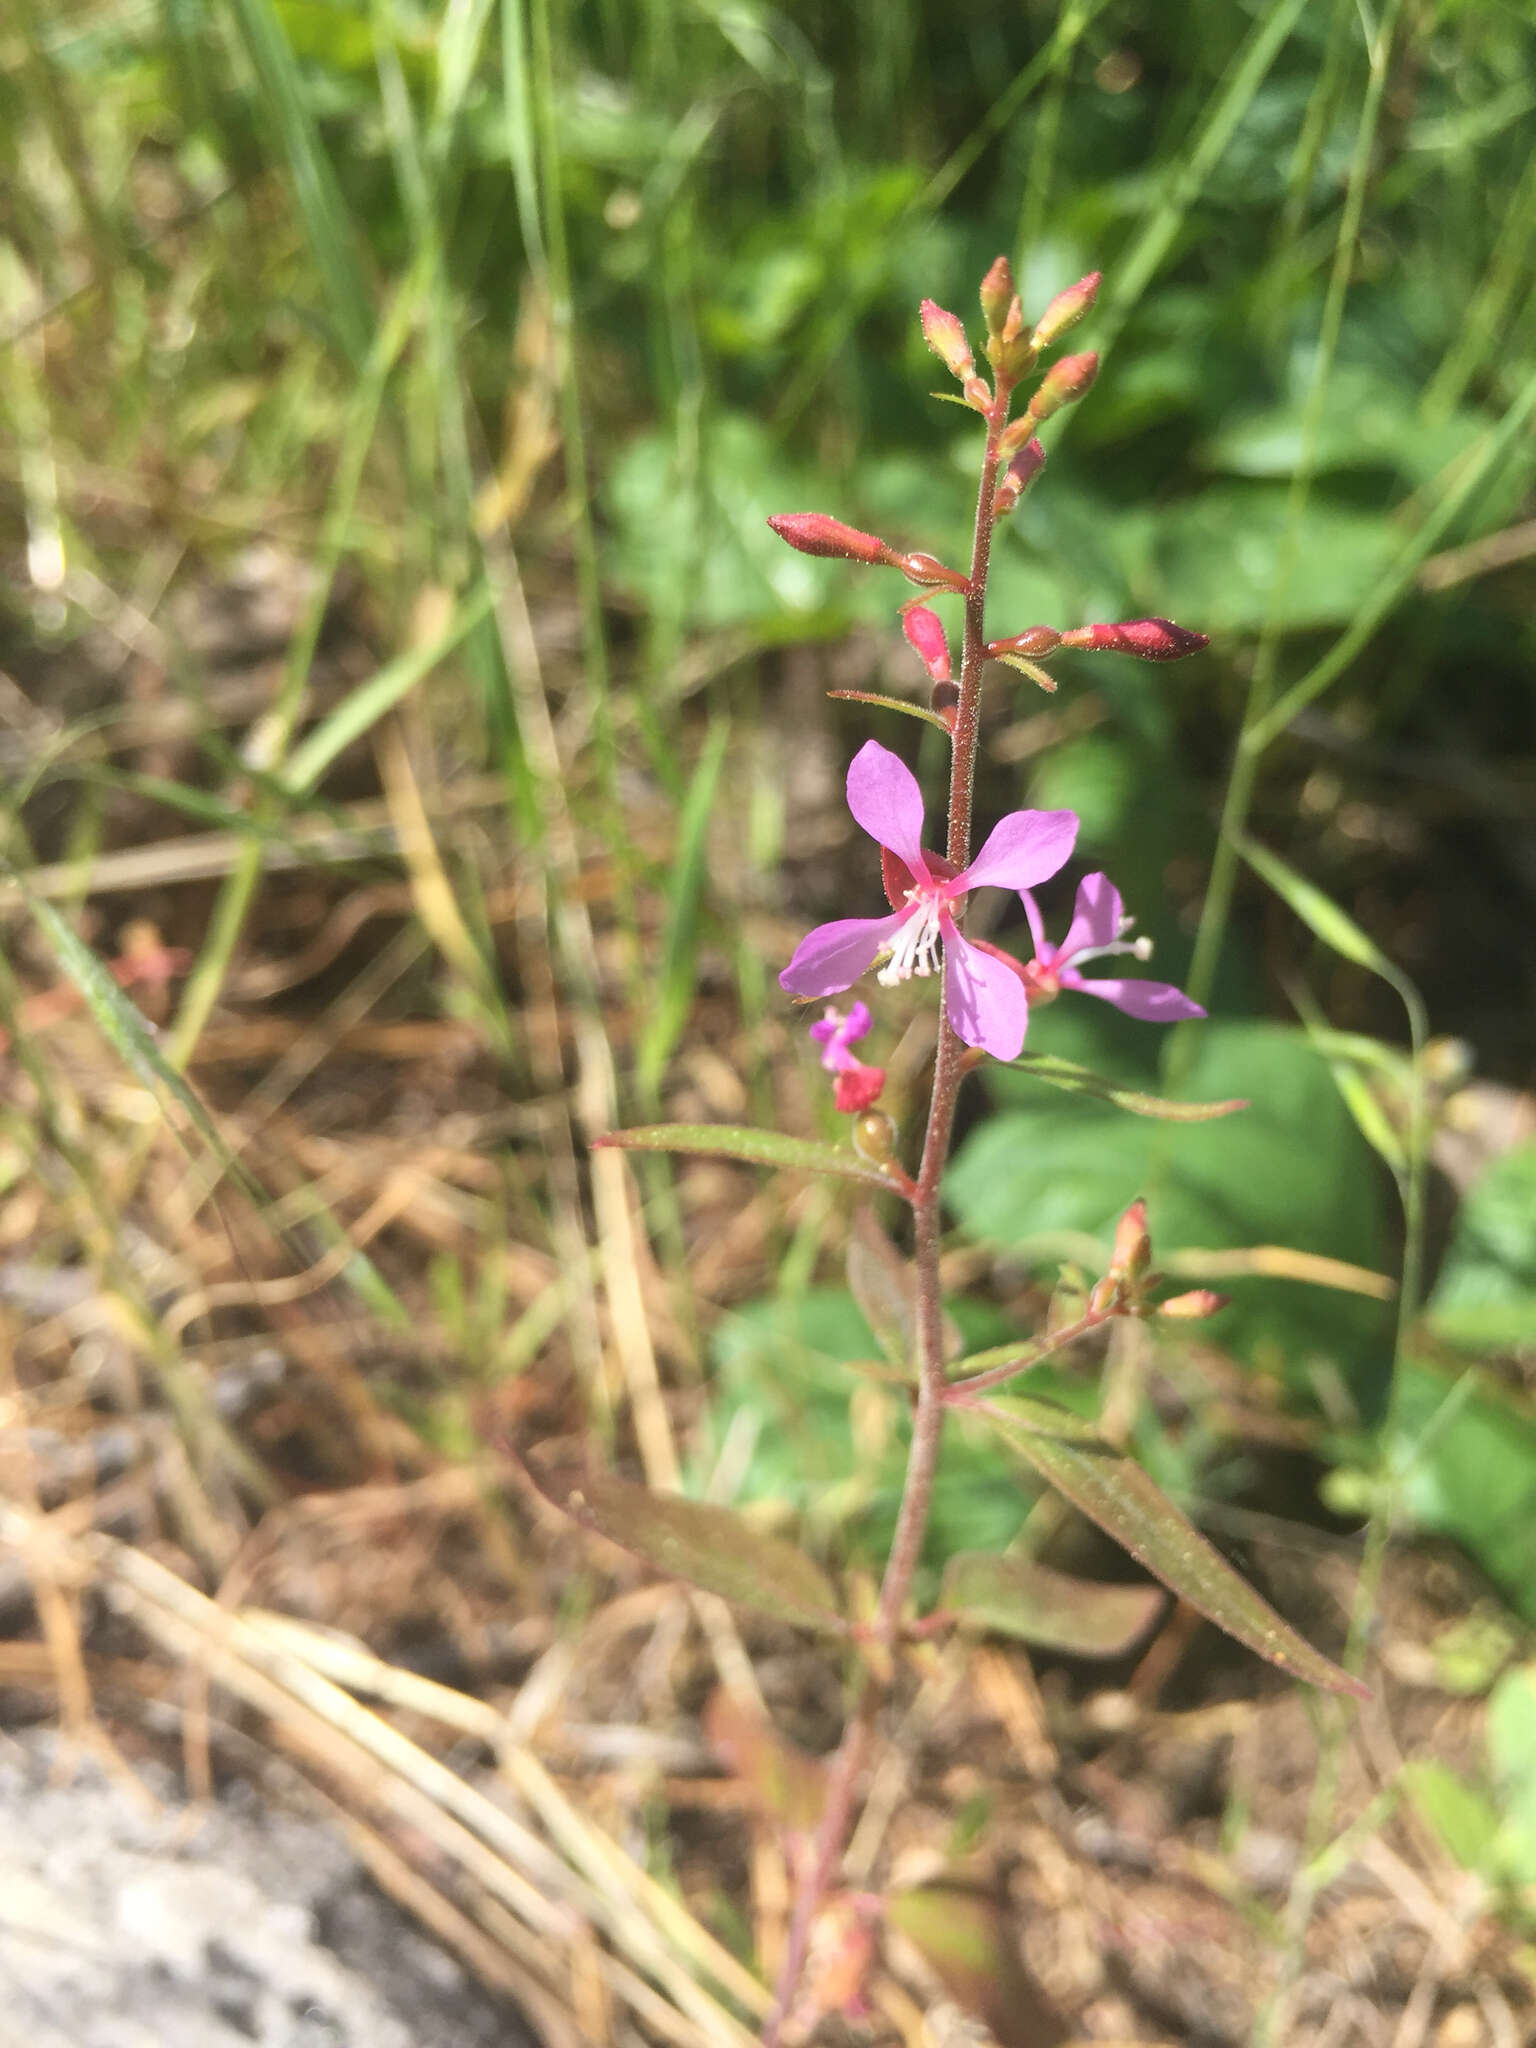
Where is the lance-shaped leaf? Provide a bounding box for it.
[827,688,955,734]
[941,1552,1164,1658]
[593,1123,904,1192]
[702,1688,827,1832]
[523,1450,845,1633]
[886,1887,1065,2048]
[1014,1052,1246,1123]
[982,1398,1367,1698]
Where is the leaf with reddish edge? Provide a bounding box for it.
[826,688,954,734]
[593,1123,907,1193]
[702,1689,827,1832]
[1012,1051,1248,1123]
[886,1887,1066,2048]
[940,1552,1164,1658]
[524,1450,846,1633]
[979,1398,1368,1698]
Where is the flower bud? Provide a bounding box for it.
[1059,617,1210,662]
[767,513,900,567]
[1110,1198,1152,1283]
[993,438,1046,517]
[1087,1275,1122,1319]
[898,552,970,595]
[1156,1289,1229,1321]
[920,299,974,381]
[979,255,1016,337]
[1024,349,1099,426]
[986,626,1061,659]
[834,1065,886,1114]
[962,373,994,411]
[852,1110,898,1167]
[902,604,951,684]
[930,679,959,726]
[1031,271,1101,351]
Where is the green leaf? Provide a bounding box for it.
[636,719,729,1095]
[1401,1761,1501,1878]
[1392,1363,1536,1624]
[1429,1143,1536,1351]
[1013,1051,1247,1122]
[1487,1663,1536,1887]
[1233,833,1398,980]
[523,1451,844,1633]
[885,1887,1060,2048]
[982,1400,1367,1697]
[594,1123,905,1192]
[941,1552,1164,1658]
[827,689,955,734]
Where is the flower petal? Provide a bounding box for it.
[1059,871,1123,962]
[846,741,928,873]
[959,807,1078,895]
[782,913,905,1000]
[944,923,1031,1061]
[1064,973,1205,1024]
[1018,888,1047,958]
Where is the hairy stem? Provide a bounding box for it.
[762,385,1010,2045]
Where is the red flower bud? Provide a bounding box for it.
[898,552,970,594]
[1111,1198,1152,1282]
[993,437,1046,517]
[834,1065,887,1115]
[986,626,1061,659]
[902,604,951,683]
[1157,1289,1229,1321]
[1025,349,1099,426]
[979,255,1016,337]
[1031,271,1102,351]
[920,299,974,381]
[767,513,900,567]
[1059,617,1210,662]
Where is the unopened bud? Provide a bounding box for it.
[986,626,1061,659]
[902,605,951,683]
[1111,1198,1151,1282]
[834,1065,886,1115]
[1060,617,1210,662]
[993,438,1046,517]
[920,299,975,382]
[979,256,1016,337]
[898,552,970,594]
[1157,1289,1229,1321]
[1024,349,1099,426]
[930,679,959,726]
[1031,270,1101,351]
[962,373,994,411]
[852,1110,898,1167]
[767,513,900,567]
[1087,1275,1122,1318]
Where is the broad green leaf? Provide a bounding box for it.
[1392,1363,1536,1623]
[1487,1663,1536,1887]
[941,1552,1163,1658]
[1144,485,1398,634]
[1013,1051,1246,1123]
[983,1400,1367,1697]
[949,1023,1389,1391]
[885,1887,1060,2048]
[1401,1761,1501,1878]
[594,1123,904,1191]
[523,1451,844,1632]
[1428,1143,1536,1351]
[702,1689,826,1832]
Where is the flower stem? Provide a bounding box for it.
[762,382,1011,2045]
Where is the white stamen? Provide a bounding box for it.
[877,891,943,986]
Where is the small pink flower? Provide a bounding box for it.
[808,1001,887,1111]
[782,741,1078,1063]
[1020,872,1205,1024]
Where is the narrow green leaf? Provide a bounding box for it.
[523,1452,844,1632]
[636,719,729,1095]
[982,1400,1368,1697]
[593,1124,906,1192]
[826,689,955,733]
[282,584,494,795]
[941,1552,1164,1658]
[1233,833,1395,978]
[1013,1051,1247,1122]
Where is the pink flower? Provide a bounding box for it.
[781,741,1078,1062]
[809,1001,887,1112]
[1020,872,1205,1024]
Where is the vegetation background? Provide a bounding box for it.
[2,2,1534,2043]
